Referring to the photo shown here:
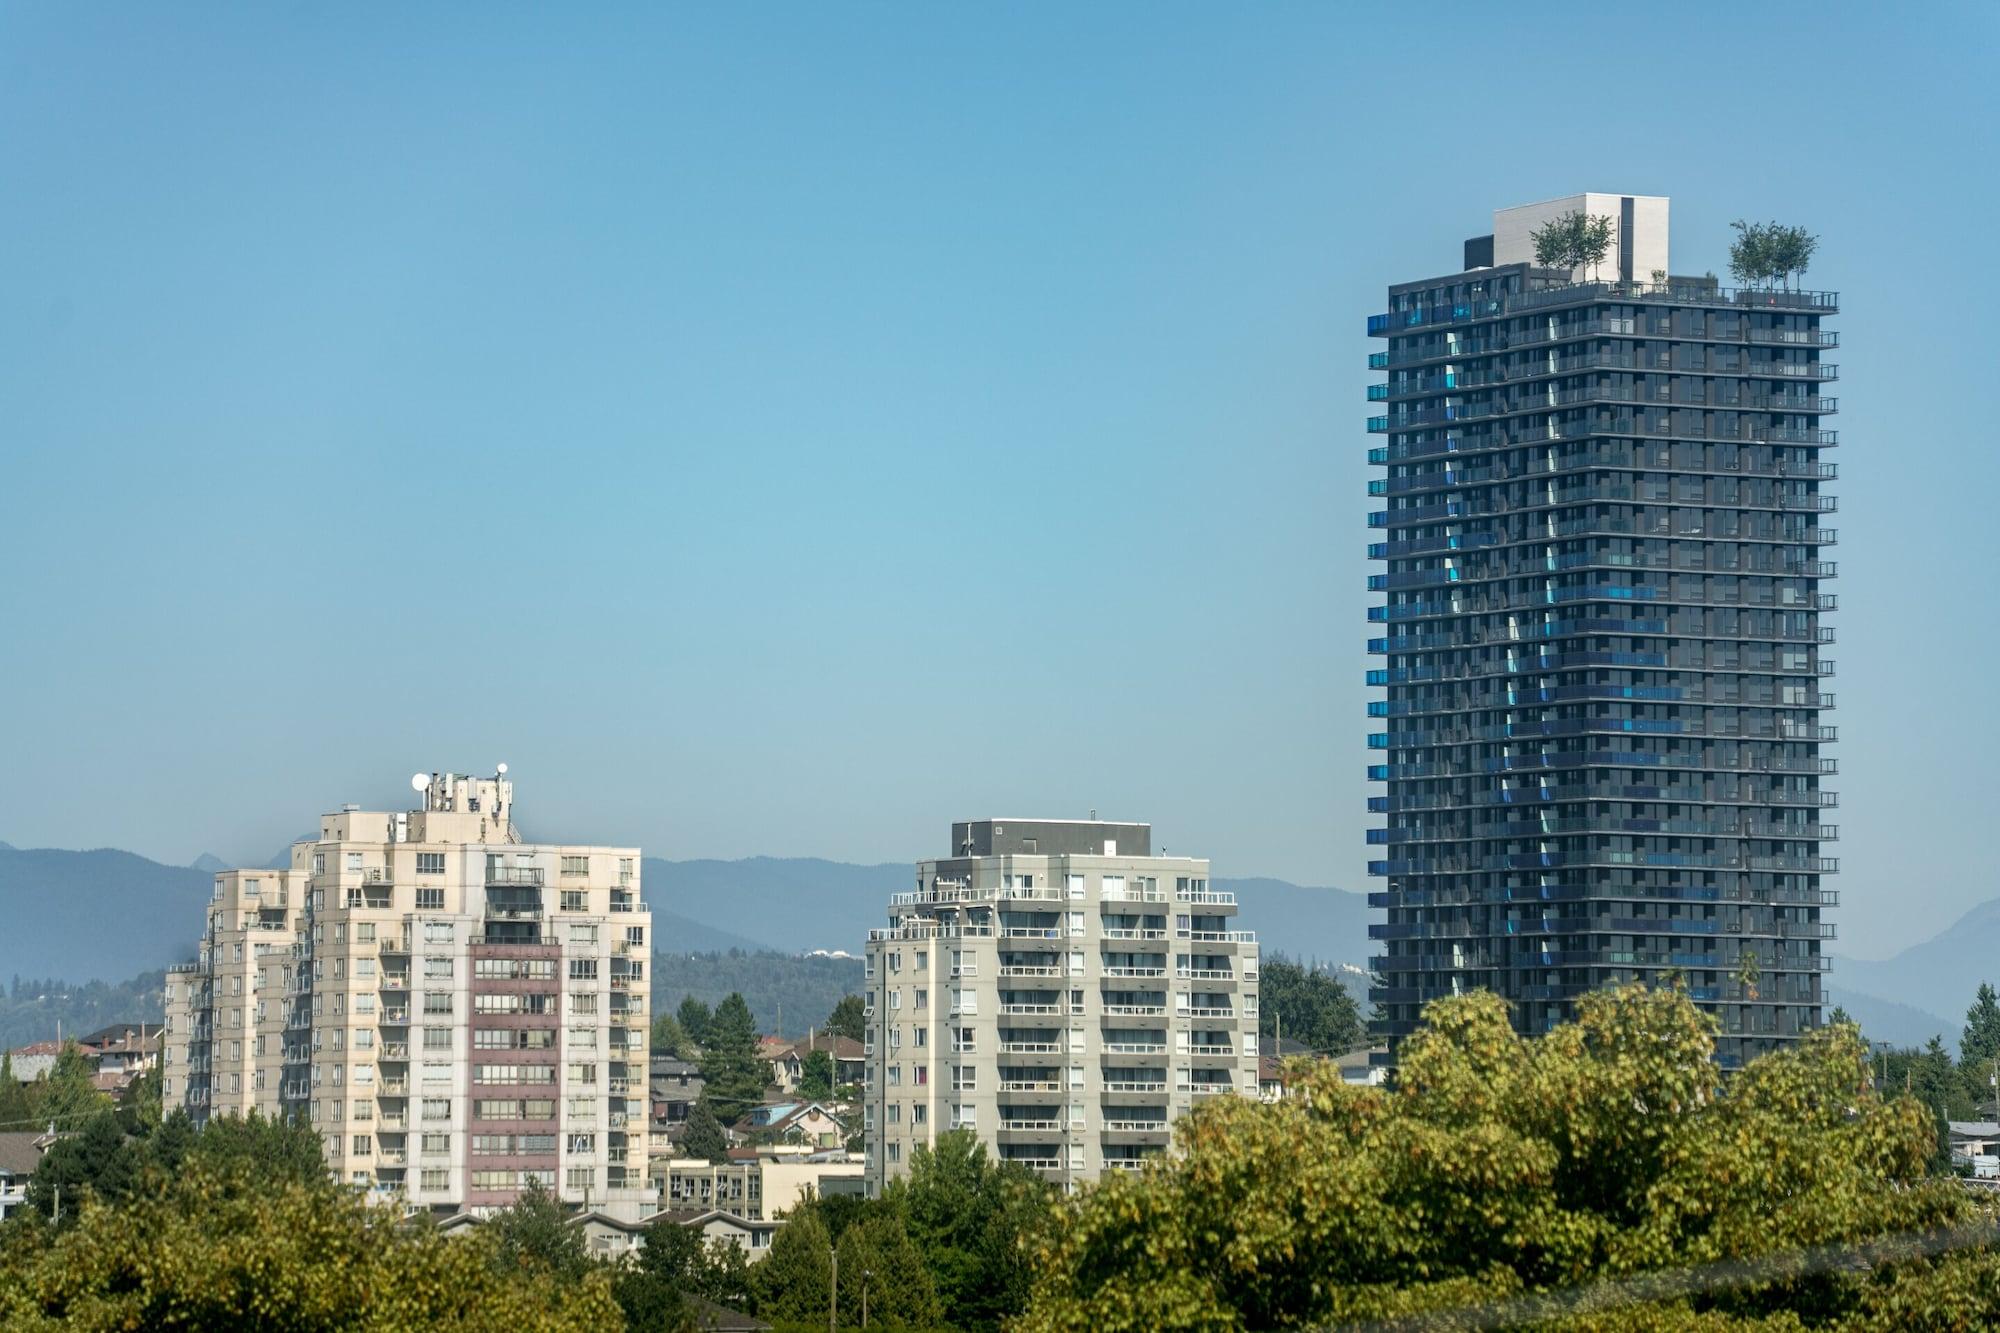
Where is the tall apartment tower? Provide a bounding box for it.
[1364,194,1838,1070]
[165,869,304,1119]
[164,770,656,1219]
[863,820,1259,1195]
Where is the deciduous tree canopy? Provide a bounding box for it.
[1018,985,1988,1331]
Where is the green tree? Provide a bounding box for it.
[24,1112,131,1220]
[1016,985,1973,1331]
[0,1160,621,1329]
[825,994,866,1043]
[485,1178,591,1283]
[27,1041,108,1131]
[797,1048,834,1101]
[680,1098,730,1163]
[115,1067,161,1135]
[1529,209,1616,281]
[1731,219,1816,289]
[697,993,766,1116]
[752,1205,832,1325]
[651,1012,692,1060]
[888,1128,1050,1330]
[1961,982,2000,1103]
[1258,956,1363,1054]
[676,996,713,1049]
[838,1212,943,1329]
[0,1051,30,1129]
[184,1109,324,1187]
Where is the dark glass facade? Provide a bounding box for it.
[1364,263,1838,1069]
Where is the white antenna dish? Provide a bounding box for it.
[410,773,429,794]
[496,762,509,775]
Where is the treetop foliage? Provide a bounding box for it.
[1531,209,1617,280]
[1729,219,1819,290]
[1017,985,1983,1331]
[1257,954,1364,1055]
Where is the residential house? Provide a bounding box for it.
[1951,1121,2000,1179]
[766,1033,864,1094]
[733,1100,844,1150]
[650,1055,706,1141]
[0,1132,47,1222]
[7,1042,61,1085]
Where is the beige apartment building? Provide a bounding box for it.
[164,770,655,1220]
[863,819,1259,1194]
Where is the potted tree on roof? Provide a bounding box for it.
[1730,219,1820,292]
[1530,210,1617,284]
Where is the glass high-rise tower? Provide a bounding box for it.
[1364,194,1837,1070]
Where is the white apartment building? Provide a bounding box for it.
[164,769,655,1220]
[863,819,1259,1194]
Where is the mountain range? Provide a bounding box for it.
[0,843,1376,984]
[4,839,1987,1054]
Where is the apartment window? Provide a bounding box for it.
[352,1134,373,1156]
[424,923,454,944]
[887,1143,900,1164]
[353,1030,374,1050]
[355,959,376,978]
[566,1167,596,1192]
[423,992,453,1015]
[568,1027,598,1050]
[422,1098,451,1120]
[914,988,928,1008]
[568,959,598,980]
[567,925,598,945]
[424,959,453,979]
[952,1068,976,1091]
[568,1063,598,1084]
[313,854,326,874]
[913,1028,928,1048]
[560,855,590,876]
[423,1027,453,1050]
[888,1104,901,1125]
[421,1169,449,1191]
[354,994,376,1014]
[356,922,376,943]
[346,853,363,871]
[626,926,645,947]
[571,992,598,1015]
[417,853,445,875]
[560,890,587,911]
[352,1100,373,1121]
[913,1105,927,1125]
[416,888,444,911]
[422,1133,451,1155]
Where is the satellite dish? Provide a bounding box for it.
[410,773,429,794]
[496,762,509,775]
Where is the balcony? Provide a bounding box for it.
[999,1079,1062,1093]
[997,1118,1062,1133]
[1102,1119,1170,1134]
[486,867,545,886]
[999,1040,1063,1054]
[1101,1081,1169,1095]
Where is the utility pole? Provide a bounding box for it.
[829,1244,838,1333]
[863,1268,873,1328]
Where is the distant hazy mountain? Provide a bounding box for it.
[189,853,228,873]
[0,846,207,982]
[0,842,1375,985]
[643,856,903,954]
[1832,898,2000,1039]
[1824,987,1954,1051]
[1216,877,1373,969]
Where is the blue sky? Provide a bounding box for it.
[1,2,1993,958]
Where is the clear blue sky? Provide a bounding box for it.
[1,2,1992,958]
